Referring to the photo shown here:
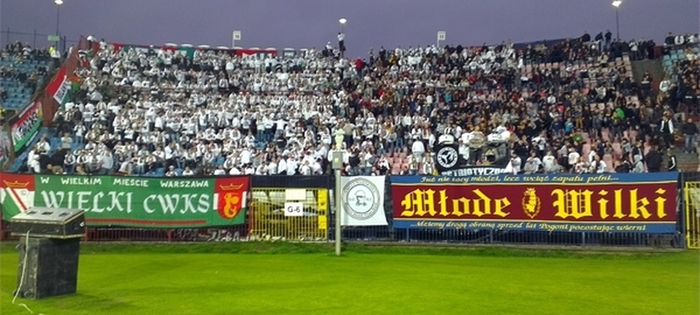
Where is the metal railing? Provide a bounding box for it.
[0,29,76,53]
[0,172,691,249]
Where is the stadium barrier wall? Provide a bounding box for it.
[0,172,689,248]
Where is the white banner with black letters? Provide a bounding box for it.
[340,176,388,226]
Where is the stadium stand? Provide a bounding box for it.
[661,34,699,113]
[658,33,700,170]
[8,32,700,177]
[0,41,53,110]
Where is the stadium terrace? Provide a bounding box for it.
[0,31,698,178]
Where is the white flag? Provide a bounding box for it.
[504,160,516,175]
[340,176,388,226]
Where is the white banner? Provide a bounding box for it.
[340,176,388,226]
[284,202,304,217]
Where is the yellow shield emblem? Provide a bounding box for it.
[219,192,241,219]
[521,188,541,219]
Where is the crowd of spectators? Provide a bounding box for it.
[661,36,699,109]
[578,29,660,62]
[16,31,700,177]
[659,33,700,157]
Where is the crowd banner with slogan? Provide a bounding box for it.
[10,101,42,152]
[109,43,196,59]
[440,165,509,176]
[0,174,251,228]
[45,66,71,106]
[340,176,388,226]
[235,48,277,59]
[390,173,679,233]
[283,48,296,57]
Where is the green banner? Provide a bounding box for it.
[0,173,250,228]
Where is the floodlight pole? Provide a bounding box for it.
[338,18,347,59]
[54,0,64,52]
[56,5,60,37]
[615,8,620,40]
[612,1,622,40]
[53,0,63,40]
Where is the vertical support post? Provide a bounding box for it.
[0,209,4,241]
[334,166,342,255]
[683,183,690,249]
[332,130,345,256]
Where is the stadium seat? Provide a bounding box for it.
[603,154,614,172]
[582,143,592,158]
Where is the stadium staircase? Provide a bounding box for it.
[631,58,666,86]
[662,46,700,172]
[674,148,698,172]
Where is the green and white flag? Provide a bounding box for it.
[0,173,35,218]
[45,66,71,106]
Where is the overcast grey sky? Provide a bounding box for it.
[1,0,698,57]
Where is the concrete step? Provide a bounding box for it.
[631,59,664,90]
[674,150,698,172]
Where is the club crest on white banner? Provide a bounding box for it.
[340,176,388,226]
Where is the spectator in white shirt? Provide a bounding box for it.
[410,139,425,163]
[165,166,177,177]
[542,151,556,173]
[510,152,522,174]
[100,151,114,174]
[213,165,227,176]
[182,166,195,176]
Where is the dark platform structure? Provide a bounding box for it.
[10,208,85,299]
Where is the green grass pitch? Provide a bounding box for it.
[0,243,697,315]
